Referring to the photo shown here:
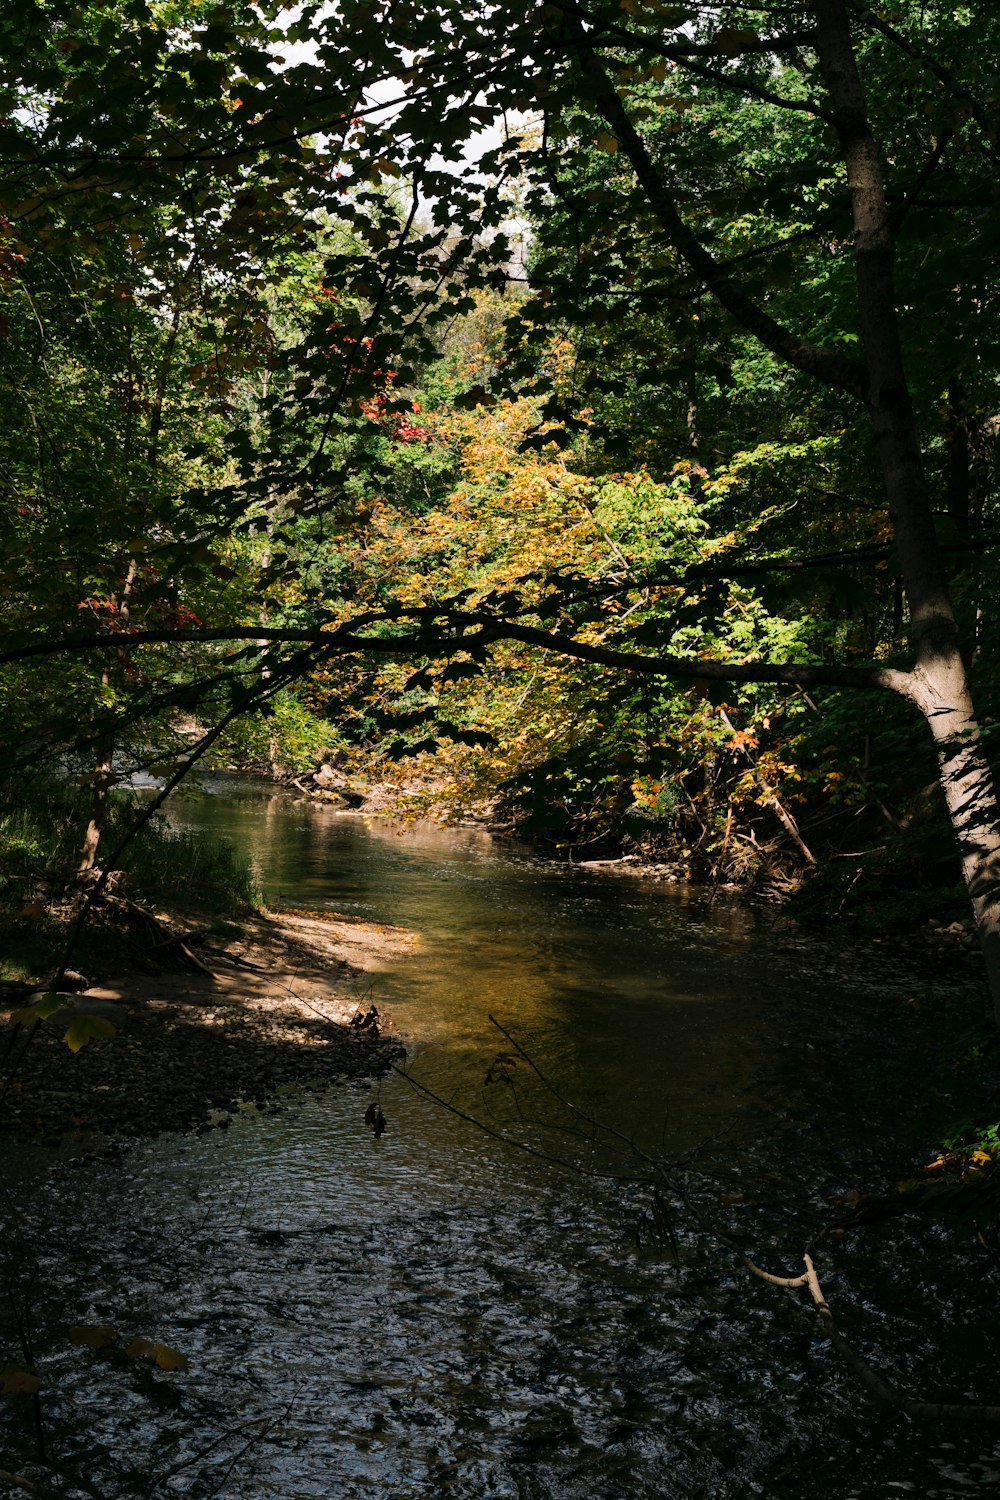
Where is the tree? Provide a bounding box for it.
[2,1,1000,1015]
[551,0,1000,1010]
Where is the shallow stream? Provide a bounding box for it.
[3,781,999,1497]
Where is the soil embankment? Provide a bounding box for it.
[0,910,415,1142]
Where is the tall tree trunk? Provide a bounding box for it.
[559,7,1000,1020]
[814,0,1000,1025]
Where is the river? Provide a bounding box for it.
[3,780,999,1498]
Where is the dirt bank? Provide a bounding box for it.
[0,909,416,1143]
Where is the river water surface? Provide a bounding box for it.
[4,781,1000,1498]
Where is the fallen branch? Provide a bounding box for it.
[765,1252,1000,1422]
[99,897,215,976]
[401,1016,1000,1426]
[743,1256,809,1289]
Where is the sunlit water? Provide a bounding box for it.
[3,780,999,1498]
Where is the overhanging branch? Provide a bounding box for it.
[0,614,916,700]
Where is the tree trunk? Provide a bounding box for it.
[908,656,1000,1014]
[77,559,138,875]
[814,0,1000,1027]
[78,729,113,874]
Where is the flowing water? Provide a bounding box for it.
[3,781,999,1498]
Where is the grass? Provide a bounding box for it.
[0,777,260,982]
[116,823,260,914]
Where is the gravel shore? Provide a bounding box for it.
[0,909,414,1143]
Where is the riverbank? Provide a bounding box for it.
[279,763,982,950]
[0,909,415,1143]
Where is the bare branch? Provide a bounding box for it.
[744,1258,810,1288]
[802,1253,1000,1422]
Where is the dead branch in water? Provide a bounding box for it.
[397,1016,1000,1426]
[745,1251,1000,1422]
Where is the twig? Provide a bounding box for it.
[392,1060,657,1185]
[486,1014,673,1177]
[144,1392,298,1498]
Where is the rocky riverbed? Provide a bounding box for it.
[0,910,413,1143]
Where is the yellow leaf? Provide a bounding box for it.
[0,1363,41,1396]
[67,1325,117,1350]
[152,1343,190,1373]
[0,1467,35,1492]
[713,26,759,54]
[124,1337,189,1372]
[63,1015,116,1053]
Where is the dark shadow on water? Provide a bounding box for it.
[2,780,997,1498]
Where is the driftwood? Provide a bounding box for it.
[396,1013,998,1428]
[746,1252,1000,1422]
[95,896,215,976]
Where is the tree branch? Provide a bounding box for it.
[801,1254,1000,1422]
[0,612,918,700]
[854,5,1000,160]
[466,618,915,699]
[560,26,869,399]
[557,5,833,121]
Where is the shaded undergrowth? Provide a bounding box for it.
[0,777,260,983]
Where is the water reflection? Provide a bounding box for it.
[164,784,807,1159]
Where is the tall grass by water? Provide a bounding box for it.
[0,777,260,980]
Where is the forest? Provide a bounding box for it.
[3,0,1000,962]
[2,0,1000,1493]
